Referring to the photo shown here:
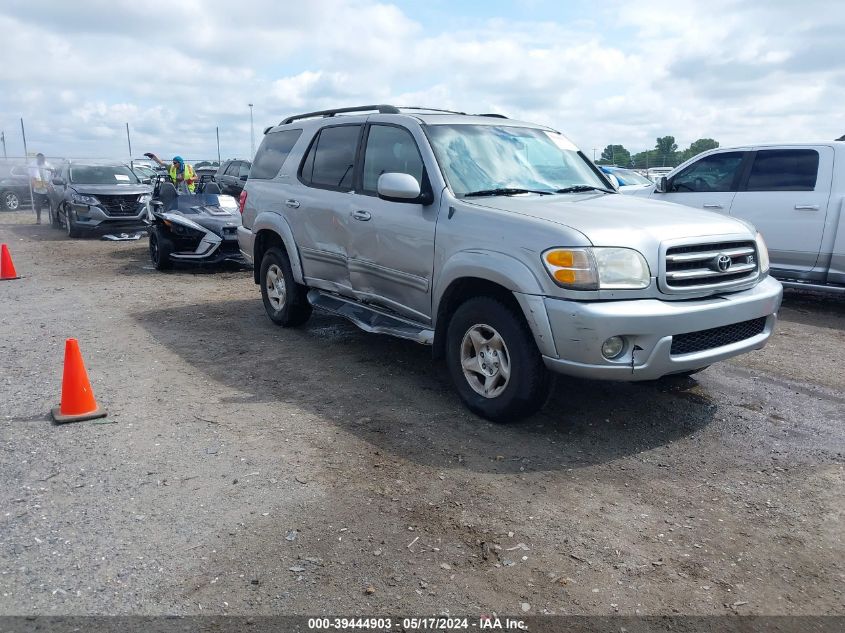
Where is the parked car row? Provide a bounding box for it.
[12,106,842,420]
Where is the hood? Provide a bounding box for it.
[168,193,242,234]
[464,192,754,245]
[71,183,152,196]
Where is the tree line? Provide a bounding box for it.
[597,137,720,169]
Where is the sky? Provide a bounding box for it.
[0,0,842,161]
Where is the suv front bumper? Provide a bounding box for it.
[70,203,148,232]
[539,275,783,381]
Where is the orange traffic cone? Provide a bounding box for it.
[1,243,21,280]
[51,338,107,424]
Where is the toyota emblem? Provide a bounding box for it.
[714,254,732,272]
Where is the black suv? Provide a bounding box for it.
[215,159,251,197]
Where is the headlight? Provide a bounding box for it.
[71,192,99,205]
[543,247,651,290]
[139,194,152,203]
[755,232,770,275]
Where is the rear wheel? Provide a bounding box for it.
[149,227,174,270]
[260,246,311,326]
[446,296,550,422]
[2,191,20,211]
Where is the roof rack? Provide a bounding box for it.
[277,104,510,127]
[280,104,400,125]
[397,106,467,115]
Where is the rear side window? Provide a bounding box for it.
[745,149,819,191]
[669,151,745,192]
[361,125,424,194]
[239,162,251,178]
[299,125,361,191]
[251,129,303,180]
[225,161,239,176]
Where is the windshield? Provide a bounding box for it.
[610,168,651,186]
[426,124,608,196]
[70,165,140,185]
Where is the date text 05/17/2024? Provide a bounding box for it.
[307,617,527,630]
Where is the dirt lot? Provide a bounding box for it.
[0,210,843,617]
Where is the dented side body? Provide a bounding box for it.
[239,110,783,381]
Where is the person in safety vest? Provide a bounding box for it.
[144,153,196,193]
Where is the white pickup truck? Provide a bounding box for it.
[631,142,845,293]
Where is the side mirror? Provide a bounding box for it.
[605,173,620,189]
[377,172,421,202]
[142,178,152,185]
[654,176,667,193]
[52,177,64,186]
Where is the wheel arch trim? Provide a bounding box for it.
[251,212,304,284]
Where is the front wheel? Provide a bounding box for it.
[260,246,312,326]
[446,296,551,422]
[149,227,173,270]
[64,204,81,238]
[48,200,61,227]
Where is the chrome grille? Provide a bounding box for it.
[663,240,758,292]
[98,194,142,217]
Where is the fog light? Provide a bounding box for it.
[601,336,625,359]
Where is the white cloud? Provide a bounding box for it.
[0,0,842,161]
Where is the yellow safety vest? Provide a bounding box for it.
[169,163,196,193]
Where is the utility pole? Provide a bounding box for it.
[216,126,221,163]
[248,103,255,158]
[20,118,28,157]
[125,123,133,168]
[592,148,597,162]
[1,131,6,159]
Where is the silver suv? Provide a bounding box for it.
[238,105,782,421]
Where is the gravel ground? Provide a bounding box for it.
[0,210,843,617]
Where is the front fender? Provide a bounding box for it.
[434,249,546,306]
[433,250,557,358]
[251,211,305,284]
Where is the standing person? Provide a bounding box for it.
[144,153,196,193]
[27,153,52,224]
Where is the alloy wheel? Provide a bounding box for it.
[4,192,19,210]
[265,263,287,310]
[460,323,512,398]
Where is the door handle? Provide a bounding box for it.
[285,199,300,208]
[351,210,372,221]
[794,204,819,210]
[702,203,723,209]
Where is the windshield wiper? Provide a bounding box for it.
[463,187,552,197]
[554,184,616,194]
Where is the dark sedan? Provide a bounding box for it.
[0,164,32,211]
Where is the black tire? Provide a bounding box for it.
[259,246,311,326]
[446,296,551,422]
[2,190,20,211]
[63,204,81,238]
[149,227,174,271]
